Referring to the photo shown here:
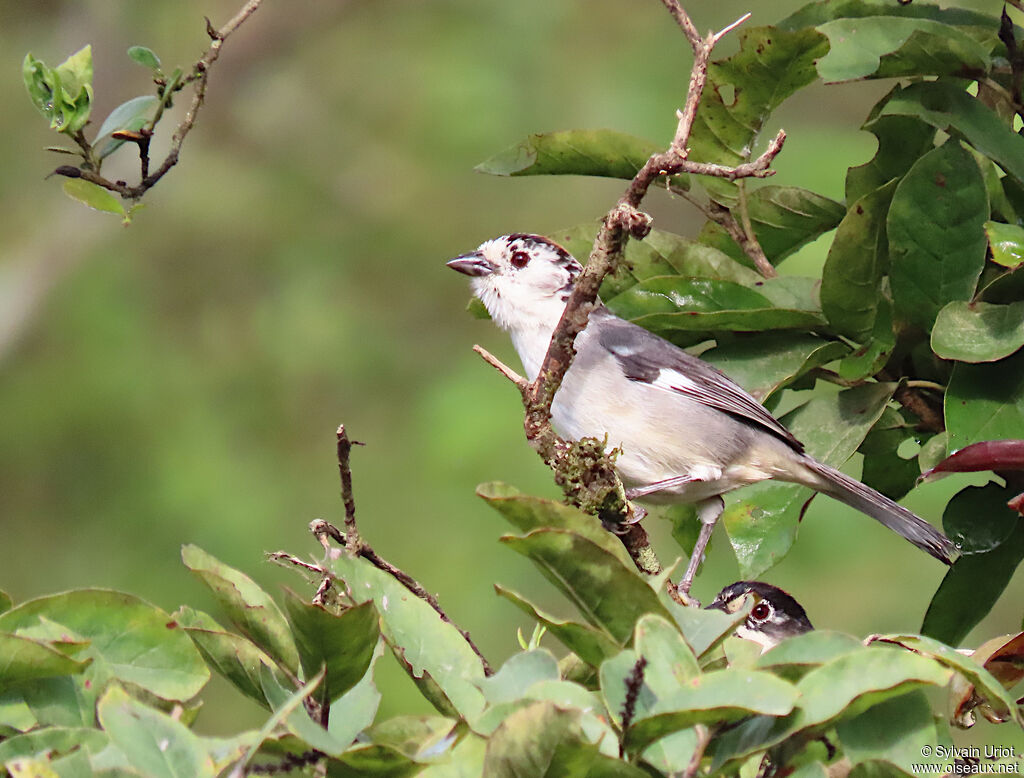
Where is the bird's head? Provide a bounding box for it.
[706,581,813,652]
[447,234,583,333]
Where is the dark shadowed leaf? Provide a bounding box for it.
[922,484,1024,646]
[723,383,896,577]
[820,180,898,341]
[0,592,11,616]
[779,0,1005,31]
[475,130,670,183]
[835,691,943,774]
[494,586,619,667]
[932,301,1024,363]
[500,529,672,645]
[846,112,936,204]
[945,350,1024,452]
[858,407,920,501]
[887,140,988,332]
[181,544,299,675]
[281,593,379,704]
[986,221,1024,268]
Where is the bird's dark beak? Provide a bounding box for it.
[447,253,496,277]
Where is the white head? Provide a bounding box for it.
[447,234,583,334]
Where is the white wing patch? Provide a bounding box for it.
[651,368,698,393]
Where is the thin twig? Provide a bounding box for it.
[473,345,528,392]
[336,425,361,542]
[56,0,265,199]
[310,518,494,676]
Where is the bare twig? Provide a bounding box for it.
[56,0,265,200]
[336,425,361,543]
[473,345,528,392]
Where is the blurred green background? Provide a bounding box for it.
[3,0,1021,741]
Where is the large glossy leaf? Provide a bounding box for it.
[845,113,936,204]
[876,80,1024,186]
[945,349,1024,452]
[814,17,992,82]
[922,483,1024,647]
[500,529,672,645]
[701,334,848,402]
[475,129,670,183]
[0,590,208,702]
[887,140,988,332]
[181,544,299,675]
[687,27,828,206]
[871,633,1023,726]
[696,186,845,268]
[552,224,762,298]
[96,685,215,778]
[493,586,619,667]
[931,301,1024,363]
[723,382,896,577]
[281,593,379,704]
[327,552,486,720]
[820,180,898,341]
[607,277,824,334]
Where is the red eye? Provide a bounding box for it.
[751,602,772,622]
[510,250,530,269]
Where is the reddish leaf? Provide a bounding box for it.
[953,632,1024,727]
[921,440,1024,480]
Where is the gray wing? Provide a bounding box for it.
[592,308,804,452]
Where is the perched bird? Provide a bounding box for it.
[448,233,959,591]
[707,581,813,651]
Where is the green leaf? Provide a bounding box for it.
[922,484,1024,647]
[97,685,215,778]
[756,630,863,680]
[327,552,486,720]
[837,298,896,381]
[0,633,91,688]
[173,605,285,709]
[887,139,988,332]
[95,95,159,159]
[0,592,11,616]
[623,670,799,753]
[326,645,384,752]
[0,727,110,766]
[61,180,126,219]
[814,18,992,82]
[687,26,828,206]
[22,54,59,122]
[696,186,845,268]
[53,45,94,134]
[482,701,647,778]
[779,0,1005,31]
[792,646,952,731]
[552,224,762,298]
[820,179,898,341]
[181,544,300,676]
[876,80,1024,187]
[127,45,161,71]
[281,593,379,704]
[835,691,944,774]
[701,334,848,402]
[475,129,682,186]
[723,382,897,577]
[477,482,633,567]
[607,277,824,335]
[872,632,1023,726]
[258,666,351,757]
[634,614,700,686]
[494,586,619,668]
[500,529,673,646]
[663,599,751,659]
[931,301,1024,363]
[846,112,937,204]
[986,221,1024,269]
[945,349,1024,451]
[478,650,559,705]
[858,407,920,501]
[0,589,209,702]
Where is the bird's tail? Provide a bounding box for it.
[799,458,960,565]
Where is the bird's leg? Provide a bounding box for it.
[624,474,698,500]
[677,495,725,597]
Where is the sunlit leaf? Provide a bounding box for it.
[62,180,126,218]
[932,301,1024,363]
[986,221,1024,269]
